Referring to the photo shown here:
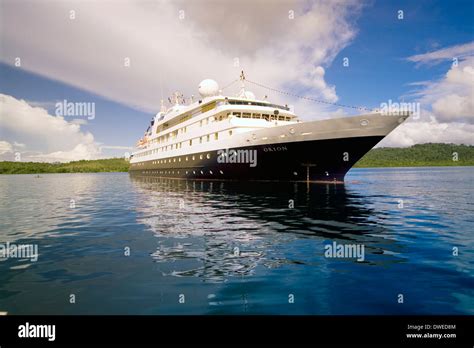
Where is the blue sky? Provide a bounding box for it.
[327,0,474,108]
[0,0,473,161]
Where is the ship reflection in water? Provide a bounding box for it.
[130,175,401,283]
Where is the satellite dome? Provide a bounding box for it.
[198,79,219,97]
[243,91,256,100]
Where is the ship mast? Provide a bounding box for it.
[160,99,167,113]
[239,70,246,98]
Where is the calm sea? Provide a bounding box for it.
[0,167,473,314]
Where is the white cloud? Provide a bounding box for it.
[27,143,101,162]
[0,94,104,162]
[432,93,474,124]
[0,0,361,117]
[100,145,133,151]
[382,44,474,147]
[407,41,474,65]
[0,141,14,155]
[380,118,474,147]
[70,119,89,126]
[413,57,474,125]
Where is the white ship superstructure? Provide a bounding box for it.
[130,72,409,182]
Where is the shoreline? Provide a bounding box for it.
[1,143,473,174]
[0,164,472,175]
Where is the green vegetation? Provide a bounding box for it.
[0,158,129,174]
[355,143,474,168]
[0,144,472,174]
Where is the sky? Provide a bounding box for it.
[0,0,473,162]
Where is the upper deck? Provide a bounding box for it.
[153,96,297,136]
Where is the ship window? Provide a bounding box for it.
[200,120,203,127]
[200,137,202,144]
[173,158,176,162]
[206,118,209,124]
[253,113,261,119]
[186,156,188,161]
[215,132,218,140]
[179,158,181,162]
[243,113,251,118]
[192,156,195,160]
[206,153,211,159]
[219,115,223,121]
[229,130,233,136]
[233,112,241,117]
[206,134,210,142]
[189,139,192,146]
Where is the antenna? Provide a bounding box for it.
[160,99,166,113]
[239,70,246,97]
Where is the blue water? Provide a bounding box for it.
[0,167,473,314]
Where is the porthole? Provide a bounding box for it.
[360,119,369,127]
[206,153,211,159]
[199,154,203,160]
[219,170,224,174]
[289,127,295,134]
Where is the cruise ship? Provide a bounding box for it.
[129,72,409,182]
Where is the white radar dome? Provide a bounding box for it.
[243,91,256,100]
[198,79,219,97]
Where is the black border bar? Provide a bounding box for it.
[0,315,472,346]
